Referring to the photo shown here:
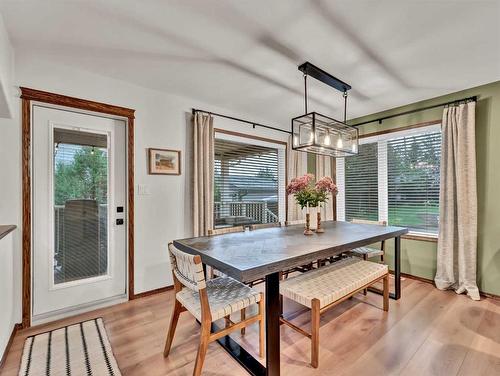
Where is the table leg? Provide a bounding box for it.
[394,235,401,300]
[367,235,402,300]
[265,272,281,376]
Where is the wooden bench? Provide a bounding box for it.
[279,257,389,368]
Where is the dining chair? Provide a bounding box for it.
[249,222,281,230]
[350,219,387,262]
[207,225,245,236]
[350,219,387,295]
[164,243,264,376]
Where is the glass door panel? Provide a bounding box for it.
[53,128,109,285]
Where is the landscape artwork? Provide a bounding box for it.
[148,148,181,175]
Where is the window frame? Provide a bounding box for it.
[213,129,288,227]
[336,122,441,239]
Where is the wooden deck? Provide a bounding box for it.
[3,277,500,375]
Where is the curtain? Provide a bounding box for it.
[434,101,479,300]
[315,155,335,220]
[192,112,214,237]
[287,136,307,221]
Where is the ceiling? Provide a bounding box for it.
[1,0,499,126]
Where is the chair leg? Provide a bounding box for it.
[383,275,389,312]
[363,254,368,295]
[380,253,384,263]
[311,299,320,368]
[258,294,265,358]
[240,308,246,335]
[193,320,211,376]
[224,315,231,328]
[163,300,182,357]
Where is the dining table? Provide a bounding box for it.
[173,220,408,376]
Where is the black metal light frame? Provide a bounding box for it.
[292,62,359,156]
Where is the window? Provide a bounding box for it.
[336,124,441,235]
[214,132,286,228]
[344,142,378,222]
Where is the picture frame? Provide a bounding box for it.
[148,148,181,175]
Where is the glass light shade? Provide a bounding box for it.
[292,112,359,157]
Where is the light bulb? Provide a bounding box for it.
[352,143,358,153]
[337,138,343,149]
[293,135,298,146]
[324,134,331,146]
[309,131,314,143]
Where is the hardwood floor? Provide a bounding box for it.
[2,278,500,375]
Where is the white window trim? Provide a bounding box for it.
[214,131,287,224]
[336,123,441,237]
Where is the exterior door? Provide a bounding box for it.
[32,105,127,322]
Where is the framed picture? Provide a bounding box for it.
[148,148,181,175]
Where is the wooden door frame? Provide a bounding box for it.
[20,87,136,328]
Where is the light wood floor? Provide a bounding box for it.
[3,277,500,375]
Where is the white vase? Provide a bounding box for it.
[308,206,318,230]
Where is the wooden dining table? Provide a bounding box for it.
[173,220,408,376]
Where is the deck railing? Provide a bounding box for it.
[214,201,278,224]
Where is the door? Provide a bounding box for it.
[32,105,127,321]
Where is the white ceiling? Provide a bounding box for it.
[1,0,499,126]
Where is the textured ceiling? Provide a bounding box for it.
[1,0,499,126]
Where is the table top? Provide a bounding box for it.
[173,221,408,283]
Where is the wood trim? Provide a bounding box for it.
[128,117,135,300]
[22,98,31,328]
[20,87,135,119]
[0,323,21,371]
[20,87,136,327]
[393,272,500,301]
[133,285,174,299]
[359,119,441,139]
[402,233,438,242]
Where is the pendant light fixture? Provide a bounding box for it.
[292,62,358,157]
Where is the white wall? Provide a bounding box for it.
[2,51,289,298]
[0,14,14,118]
[0,231,18,359]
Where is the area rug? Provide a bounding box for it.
[18,317,121,376]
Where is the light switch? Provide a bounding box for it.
[137,184,151,195]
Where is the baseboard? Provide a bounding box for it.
[393,271,500,301]
[0,323,22,372]
[133,285,174,299]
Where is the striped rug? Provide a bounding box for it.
[18,318,121,376]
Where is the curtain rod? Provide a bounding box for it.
[192,108,292,135]
[350,95,477,127]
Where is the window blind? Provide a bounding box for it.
[344,142,379,221]
[387,131,441,234]
[214,138,281,228]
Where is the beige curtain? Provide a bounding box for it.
[192,112,214,237]
[434,101,479,300]
[287,136,308,221]
[315,155,335,220]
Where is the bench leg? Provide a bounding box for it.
[311,299,320,368]
[258,294,265,358]
[240,308,246,335]
[383,275,389,311]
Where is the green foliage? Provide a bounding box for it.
[55,146,108,206]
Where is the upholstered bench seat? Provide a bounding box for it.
[279,256,389,368]
[176,276,262,321]
[280,257,388,309]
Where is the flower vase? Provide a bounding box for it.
[304,209,313,236]
[316,208,324,233]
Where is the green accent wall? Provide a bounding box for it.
[310,80,500,296]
